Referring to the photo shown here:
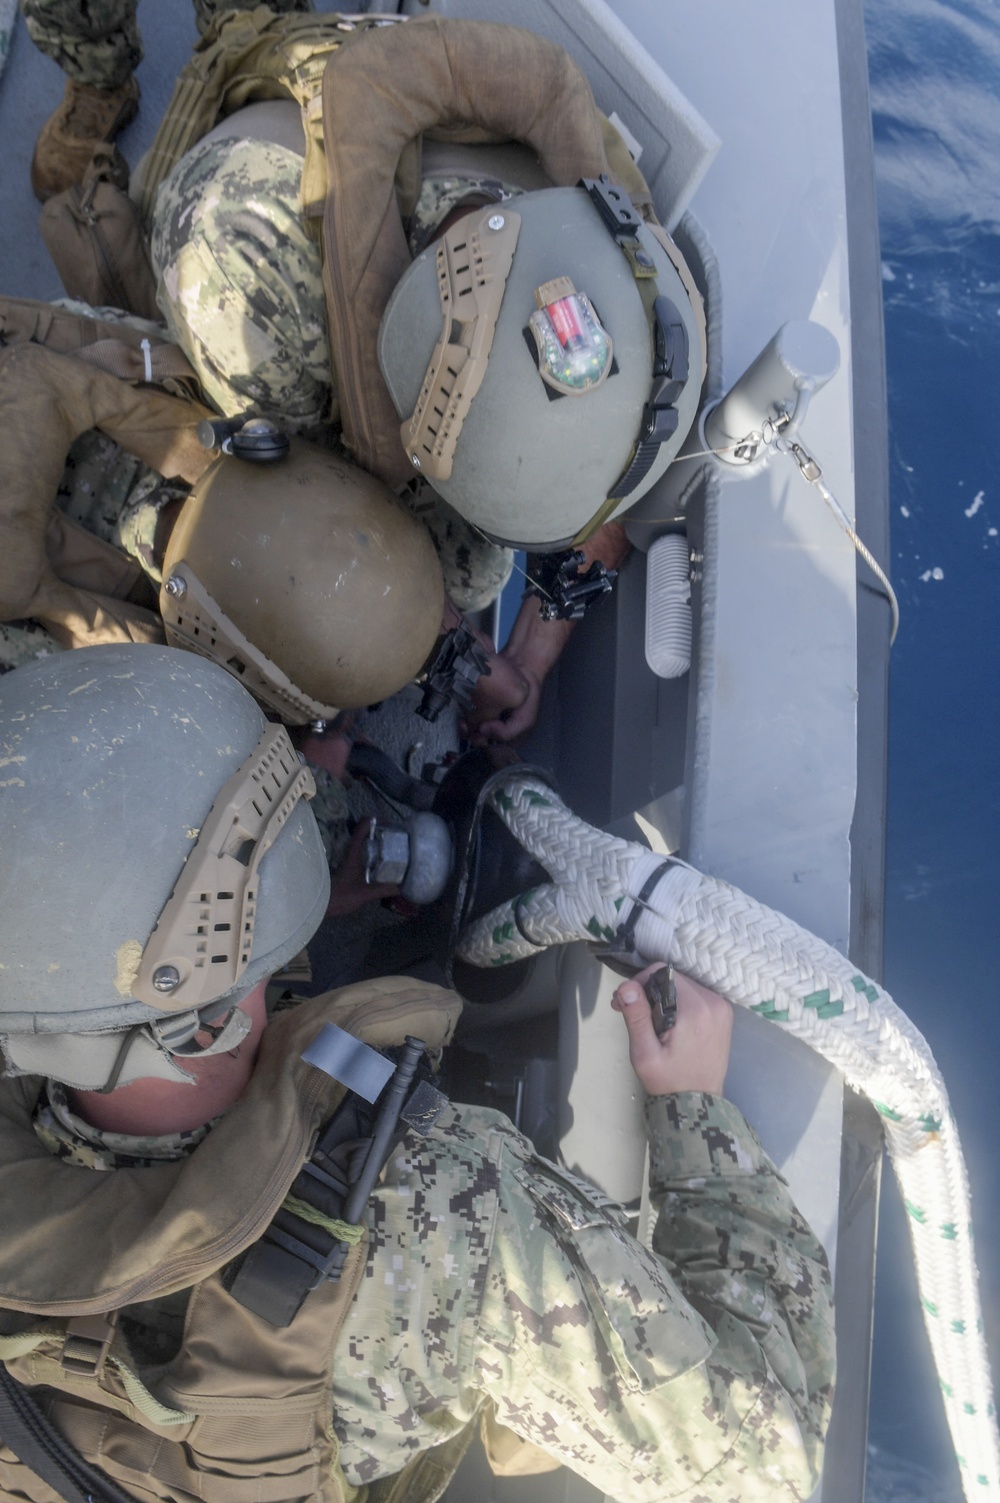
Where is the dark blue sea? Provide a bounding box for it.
[865,1,1000,1497]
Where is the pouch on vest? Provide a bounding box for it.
[0,294,201,401]
[40,147,160,322]
[0,981,464,1503]
[0,343,214,648]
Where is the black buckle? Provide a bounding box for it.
[580,174,645,241]
[588,858,678,975]
[418,624,491,722]
[525,550,617,622]
[654,297,689,380]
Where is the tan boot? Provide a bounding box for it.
[30,77,140,202]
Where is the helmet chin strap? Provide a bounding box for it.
[92,1002,255,1094]
[0,1004,254,1094]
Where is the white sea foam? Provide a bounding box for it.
[919,567,945,581]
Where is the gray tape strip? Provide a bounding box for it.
[301,1023,395,1103]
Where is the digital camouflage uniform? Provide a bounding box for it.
[19,0,309,90]
[151,135,515,613]
[32,1084,835,1497]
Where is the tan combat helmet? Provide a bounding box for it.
[378,181,705,550]
[0,645,329,1092]
[161,439,445,724]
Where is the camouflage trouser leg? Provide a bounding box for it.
[307,764,351,870]
[404,486,513,615]
[21,0,312,89]
[20,0,142,89]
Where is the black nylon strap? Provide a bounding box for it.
[0,1363,140,1503]
[574,176,691,543]
[616,859,678,953]
[588,858,679,976]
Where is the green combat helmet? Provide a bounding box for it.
[0,645,329,1091]
[160,439,445,724]
[378,181,704,550]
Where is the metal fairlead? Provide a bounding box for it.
[525,550,617,622]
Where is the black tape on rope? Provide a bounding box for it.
[590,858,679,976]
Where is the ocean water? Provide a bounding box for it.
[865,0,1000,1496]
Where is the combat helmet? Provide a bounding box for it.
[0,646,329,1091]
[378,180,705,549]
[161,439,445,724]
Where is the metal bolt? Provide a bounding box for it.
[487,214,506,231]
[164,574,187,599]
[310,718,328,735]
[410,453,422,469]
[152,965,181,994]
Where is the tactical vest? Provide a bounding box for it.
[0,332,212,650]
[0,978,474,1503]
[135,10,697,486]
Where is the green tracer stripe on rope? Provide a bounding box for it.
[803,988,845,1019]
[585,916,615,941]
[282,1194,365,1245]
[453,772,1000,1500]
[493,921,515,944]
[751,1000,789,1022]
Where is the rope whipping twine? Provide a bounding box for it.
[457,773,999,1501]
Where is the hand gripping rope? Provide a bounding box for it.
[456,773,999,1501]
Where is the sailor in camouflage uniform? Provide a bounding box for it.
[0,647,835,1503]
[151,133,515,615]
[142,14,669,740]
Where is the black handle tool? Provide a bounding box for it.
[646,964,678,1037]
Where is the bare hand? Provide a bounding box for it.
[465,652,541,743]
[612,963,733,1095]
[298,726,353,781]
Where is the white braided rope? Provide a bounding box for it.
[457,776,999,1500]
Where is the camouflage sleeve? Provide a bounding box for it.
[473,1094,834,1501]
[645,1092,835,1492]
